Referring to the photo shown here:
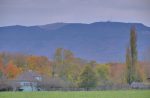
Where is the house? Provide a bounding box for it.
[131,82,150,89]
[15,70,42,91]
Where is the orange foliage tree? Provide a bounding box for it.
[27,56,51,76]
[4,61,21,79]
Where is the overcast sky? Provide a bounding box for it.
[0,0,150,26]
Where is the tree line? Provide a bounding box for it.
[0,27,149,90]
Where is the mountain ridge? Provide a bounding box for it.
[0,22,149,63]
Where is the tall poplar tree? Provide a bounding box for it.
[126,26,143,84]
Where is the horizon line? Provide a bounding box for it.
[0,21,149,27]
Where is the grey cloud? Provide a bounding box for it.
[0,0,150,26]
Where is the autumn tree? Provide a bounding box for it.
[79,62,97,90]
[66,57,87,87]
[4,61,21,79]
[52,48,63,77]
[60,49,75,80]
[27,56,51,76]
[52,48,76,78]
[36,56,51,76]
[12,53,27,69]
[0,52,10,66]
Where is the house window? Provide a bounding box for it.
[24,82,31,86]
[34,76,42,81]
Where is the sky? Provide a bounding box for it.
[0,0,150,26]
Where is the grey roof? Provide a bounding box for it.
[16,70,41,82]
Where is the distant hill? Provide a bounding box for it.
[0,22,150,62]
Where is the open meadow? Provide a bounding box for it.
[0,90,150,98]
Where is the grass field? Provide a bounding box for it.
[0,90,150,98]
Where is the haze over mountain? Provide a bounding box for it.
[0,22,150,63]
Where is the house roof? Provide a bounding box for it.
[16,70,41,82]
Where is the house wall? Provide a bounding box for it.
[17,81,38,91]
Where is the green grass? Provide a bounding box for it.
[0,90,150,98]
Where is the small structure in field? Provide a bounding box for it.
[131,82,150,89]
[15,70,42,91]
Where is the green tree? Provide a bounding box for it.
[79,63,97,90]
[130,27,137,76]
[52,48,63,77]
[52,48,75,80]
[126,27,143,84]
[96,64,110,85]
[60,49,74,79]
[126,46,133,84]
[52,48,83,87]
[0,57,3,78]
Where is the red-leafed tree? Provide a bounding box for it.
[4,61,21,79]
